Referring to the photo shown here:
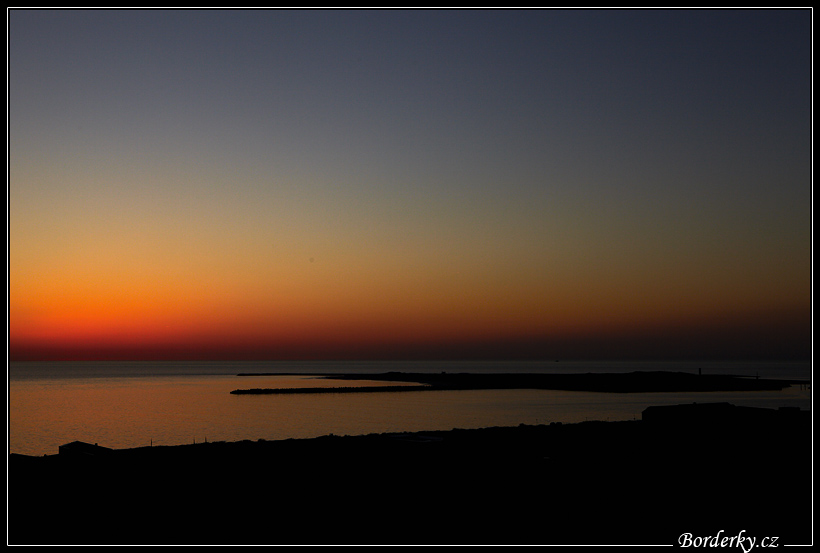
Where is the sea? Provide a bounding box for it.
[8,359,812,457]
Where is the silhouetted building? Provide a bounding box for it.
[58,441,112,458]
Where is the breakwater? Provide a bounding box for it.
[230,384,431,395]
[230,370,800,395]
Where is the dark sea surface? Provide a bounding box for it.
[8,359,811,456]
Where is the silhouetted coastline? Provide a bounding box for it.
[8,401,810,546]
[231,370,801,394]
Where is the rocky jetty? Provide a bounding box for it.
[231,370,799,395]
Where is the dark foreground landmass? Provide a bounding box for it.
[231,370,801,394]
[8,401,811,546]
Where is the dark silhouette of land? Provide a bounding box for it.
[231,370,800,394]
[8,401,810,546]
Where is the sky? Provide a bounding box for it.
[8,9,812,361]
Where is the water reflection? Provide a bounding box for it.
[9,373,811,457]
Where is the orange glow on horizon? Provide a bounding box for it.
[9,291,810,361]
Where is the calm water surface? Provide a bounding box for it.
[8,360,811,456]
